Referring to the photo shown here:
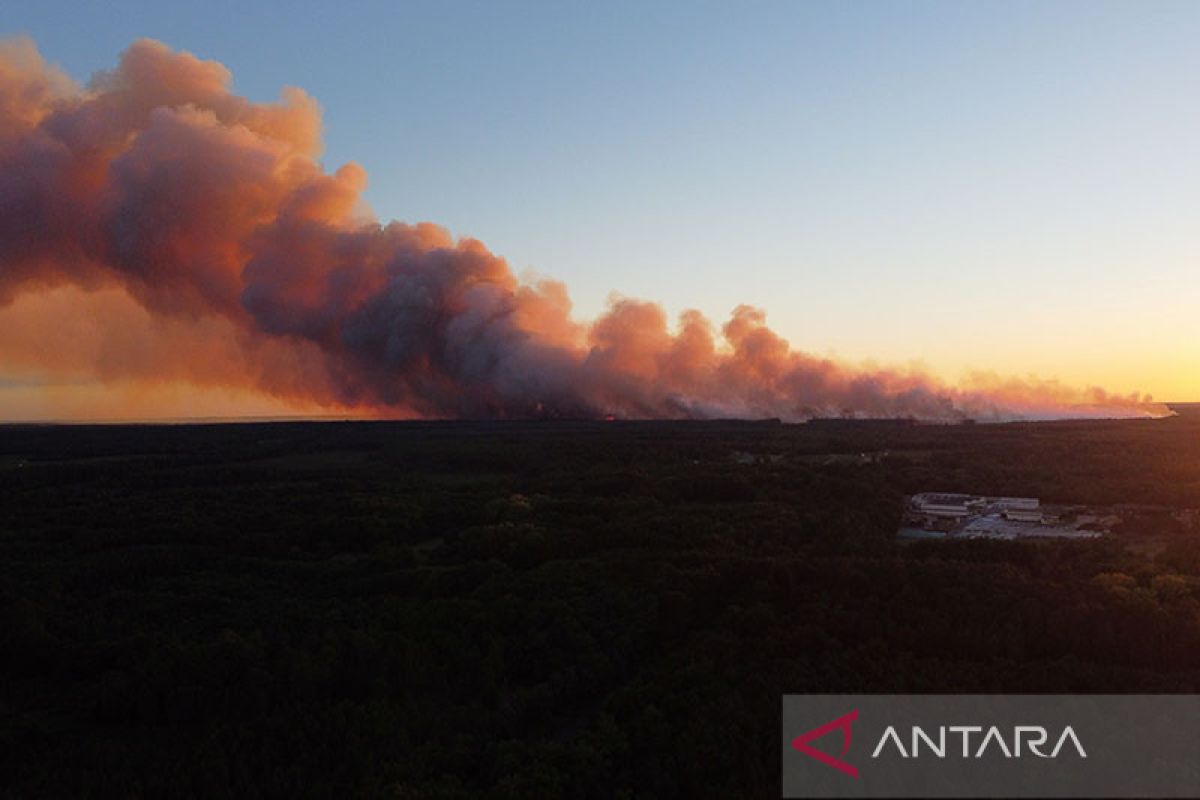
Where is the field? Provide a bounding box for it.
[3,411,1200,797]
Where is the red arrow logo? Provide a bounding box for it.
[791,709,860,778]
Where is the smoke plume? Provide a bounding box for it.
[0,38,1169,421]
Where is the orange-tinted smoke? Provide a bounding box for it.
[0,38,1170,422]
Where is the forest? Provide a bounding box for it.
[3,409,1200,798]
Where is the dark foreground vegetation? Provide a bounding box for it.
[4,410,1200,798]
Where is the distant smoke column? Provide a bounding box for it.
[0,38,1170,421]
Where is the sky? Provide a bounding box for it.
[2,0,1198,419]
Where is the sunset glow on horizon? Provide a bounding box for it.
[2,2,1198,421]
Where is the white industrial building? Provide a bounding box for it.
[911,493,986,518]
[911,493,1041,521]
[993,497,1040,511]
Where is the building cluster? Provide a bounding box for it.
[901,492,1109,541]
[910,493,1043,524]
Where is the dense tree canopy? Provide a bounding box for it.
[2,414,1200,797]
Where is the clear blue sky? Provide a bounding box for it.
[9,0,1200,397]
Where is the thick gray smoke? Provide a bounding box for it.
[0,38,1169,421]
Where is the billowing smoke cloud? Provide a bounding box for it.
[0,38,1169,421]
